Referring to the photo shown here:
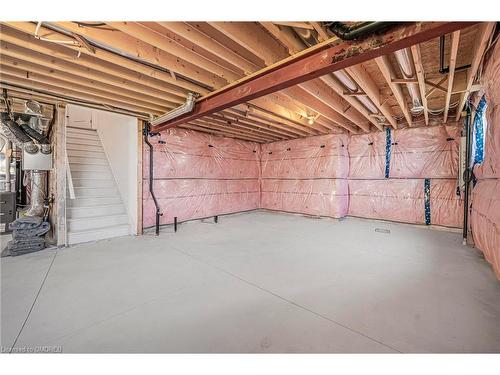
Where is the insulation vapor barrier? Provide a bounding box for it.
[142,128,260,227]
[144,125,463,227]
[348,179,463,228]
[470,39,500,278]
[260,134,348,218]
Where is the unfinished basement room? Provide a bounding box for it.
[1,8,500,362]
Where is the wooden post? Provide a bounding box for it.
[54,103,67,246]
[137,119,144,235]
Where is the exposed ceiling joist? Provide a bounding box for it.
[152,22,474,133]
[0,42,185,105]
[208,22,289,65]
[310,22,330,42]
[1,73,162,115]
[375,55,413,126]
[0,23,204,95]
[157,22,260,75]
[455,22,496,120]
[410,43,429,125]
[298,79,370,132]
[345,64,398,129]
[51,21,225,89]
[283,86,359,133]
[108,22,241,83]
[319,74,383,130]
[0,61,173,111]
[259,22,305,55]
[180,123,264,143]
[443,30,460,122]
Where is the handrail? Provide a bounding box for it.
[66,153,75,200]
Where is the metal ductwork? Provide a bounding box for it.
[150,93,196,127]
[393,48,424,114]
[294,27,318,47]
[22,170,46,217]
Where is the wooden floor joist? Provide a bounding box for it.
[0,22,207,96]
[152,22,474,133]
[375,55,413,127]
[443,31,460,122]
[455,22,496,120]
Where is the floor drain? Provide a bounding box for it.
[375,228,391,234]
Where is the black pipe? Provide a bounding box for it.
[143,122,163,236]
[462,104,472,244]
[174,217,177,232]
[325,22,396,40]
[439,35,471,74]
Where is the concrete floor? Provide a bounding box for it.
[1,211,500,353]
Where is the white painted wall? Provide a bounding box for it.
[66,105,93,129]
[66,104,139,234]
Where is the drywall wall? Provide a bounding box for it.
[66,104,139,235]
[470,40,500,279]
[142,128,260,227]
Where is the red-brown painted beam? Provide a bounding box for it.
[152,22,476,133]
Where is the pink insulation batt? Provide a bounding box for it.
[348,131,386,179]
[390,125,461,179]
[260,133,349,179]
[470,39,500,279]
[347,179,462,227]
[260,134,349,218]
[142,128,260,227]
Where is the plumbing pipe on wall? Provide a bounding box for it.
[143,123,162,235]
[462,104,472,244]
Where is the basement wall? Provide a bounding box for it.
[144,125,462,228]
[470,40,500,279]
[348,124,463,228]
[142,128,260,227]
[260,134,349,218]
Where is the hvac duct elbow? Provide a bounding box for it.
[22,170,46,217]
[150,93,196,127]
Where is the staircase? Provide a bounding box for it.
[66,126,130,245]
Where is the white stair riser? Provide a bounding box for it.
[67,224,130,245]
[66,137,101,146]
[68,205,126,219]
[66,127,98,135]
[69,215,128,231]
[67,149,106,159]
[68,196,122,207]
[72,178,115,188]
[71,170,112,179]
[67,143,104,153]
[70,187,118,198]
[68,157,109,166]
[66,133,99,142]
[69,163,110,172]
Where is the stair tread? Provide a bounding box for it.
[71,177,113,181]
[68,223,129,233]
[67,126,97,132]
[68,203,124,210]
[68,214,128,222]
